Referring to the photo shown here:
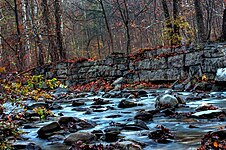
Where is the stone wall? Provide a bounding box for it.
[33,42,226,86]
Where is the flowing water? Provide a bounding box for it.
[7,89,226,150]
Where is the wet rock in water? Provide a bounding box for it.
[134,110,157,121]
[123,120,149,131]
[49,103,63,110]
[48,134,65,142]
[106,114,122,118]
[116,141,142,150]
[37,122,62,139]
[118,99,143,108]
[188,124,199,128]
[198,130,226,150]
[91,130,104,140]
[58,116,95,130]
[215,68,226,81]
[23,124,38,129]
[191,110,226,119]
[26,102,49,110]
[161,108,176,116]
[13,142,42,150]
[64,132,96,145]
[104,127,121,142]
[72,99,85,106]
[195,103,218,112]
[148,125,174,143]
[155,94,179,110]
[136,90,148,97]
[185,94,203,101]
[91,98,111,105]
[58,117,77,125]
[71,107,89,112]
[92,106,108,112]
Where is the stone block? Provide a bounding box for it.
[185,51,203,66]
[150,57,167,69]
[136,59,151,70]
[56,63,67,69]
[166,68,182,80]
[202,57,225,73]
[113,57,128,64]
[189,65,202,77]
[168,54,184,68]
[204,48,225,58]
[156,48,172,56]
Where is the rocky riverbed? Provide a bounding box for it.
[4,87,226,150]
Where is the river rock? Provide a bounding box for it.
[104,127,121,142]
[199,130,226,149]
[13,142,42,150]
[148,125,174,143]
[191,110,225,119]
[136,90,148,97]
[118,99,142,108]
[195,103,218,111]
[58,117,95,130]
[37,122,62,139]
[134,110,157,121]
[155,94,179,109]
[91,98,111,105]
[215,68,226,81]
[64,132,96,145]
[27,102,49,110]
[72,100,85,106]
[123,120,149,131]
[116,141,142,150]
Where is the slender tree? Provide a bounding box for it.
[194,0,206,42]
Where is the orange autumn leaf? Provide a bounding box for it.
[213,141,219,148]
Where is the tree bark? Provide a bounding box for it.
[43,0,59,62]
[173,0,181,45]
[194,0,206,42]
[54,0,66,60]
[222,8,226,41]
[99,0,114,54]
[14,0,25,71]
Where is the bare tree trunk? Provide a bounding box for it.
[222,8,226,41]
[161,0,173,45]
[54,0,66,60]
[173,0,181,45]
[99,0,114,54]
[194,0,206,42]
[43,0,59,62]
[14,0,24,71]
[116,0,131,55]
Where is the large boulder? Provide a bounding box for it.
[64,132,96,145]
[155,94,179,110]
[215,68,226,81]
[37,122,62,139]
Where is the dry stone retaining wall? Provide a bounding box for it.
[33,42,226,86]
